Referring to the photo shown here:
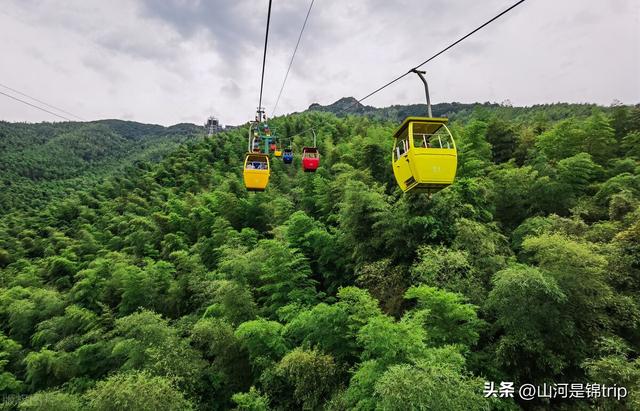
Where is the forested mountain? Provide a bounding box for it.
[0,103,640,410]
[307,97,616,124]
[0,120,202,213]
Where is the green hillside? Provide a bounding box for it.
[307,97,616,123]
[0,104,640,410]
[0,120,202,213]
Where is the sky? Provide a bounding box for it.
[0,0,638,126]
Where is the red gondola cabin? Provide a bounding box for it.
[302,147,320,172]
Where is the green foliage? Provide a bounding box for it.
[522,234,613,346]
[19,391,83,411]
[235,319,288,375]
[0,120,200,213]
[583,337,640,409]
[203,280,257,326]
[191,318,251,405]
[24,348,75,391]
[357,316,427,365]
[404,286,481,348]
[489,164,538,228]
[0,104,638,409]
[0,332,22,395]
[262,348,337,410]
[374,359,488,411]
[456,120,492,177]
[355,258,407,316]
[410,245,485,303]
[487,264,572,382]
[110,310,207,396]
[452,218,512,282]
[486,117,517,164]
[84,371,194,411]
[232,387,271,411]
[217,240,317,318]
[622,131,640,157]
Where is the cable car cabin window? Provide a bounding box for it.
[246,161,268,170]
[412,123,453,149]
[245,155,269,170]
[394,127,409,161]
[303,151,319,158]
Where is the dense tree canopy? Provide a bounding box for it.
[0,103,639,409]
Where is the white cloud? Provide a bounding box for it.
[0,0,638,126]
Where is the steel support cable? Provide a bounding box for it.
[272,0,315,116]
[258,0,274,113]
[0,90,73,121]
[339,0,526,114]
[0,82,84,120]
[274,0,527,141]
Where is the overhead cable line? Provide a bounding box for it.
[258,0,274,113]
[0,82,84,121]
[275,0,526,142]
[0,90,73,121]
[272,0,315,116]
[340,0,526,114]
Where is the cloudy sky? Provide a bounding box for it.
[0,0,638,126]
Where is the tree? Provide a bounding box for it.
[337,181,389,264]
[253,240,317,318]
[84,371,194,411]
[31,304,100,350]
[235,319,288,376]
[489,164,538,229]
[280,211,348,293]
[404,286,482,348]
[19,391,83,411]
[486,117,517,164]
[456,120,492,177]
[218,240,317,318]
[452,218,512,283]
[24,348,75,391]
[283,303,352,363]
[262,348,337,410]
[581,110,616,164]
[374,358,489,411]
[622,131,640,158]
[110,310,207,396]
[556,152,602,206]
[0,287,64,345]
[0,332,22,395]
[486,264,573,382]
[357,316,427,366]
[360,143,392,185]
[203,280,257,326]
[583,337,640,410]
[410,245,485,304]
[610,103,630,141]
[232,387,270,411]
[284,287,383,364]
[520,234,615,378]
[0,248,11,268]
[355,259,408,316]
[191,318,252,402]
[536,118,584,161]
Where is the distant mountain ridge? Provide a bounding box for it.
[0,119,202,213]
[306,97,615,123]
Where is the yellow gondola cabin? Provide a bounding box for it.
[243,153,270,191]
[392,117,457,193]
